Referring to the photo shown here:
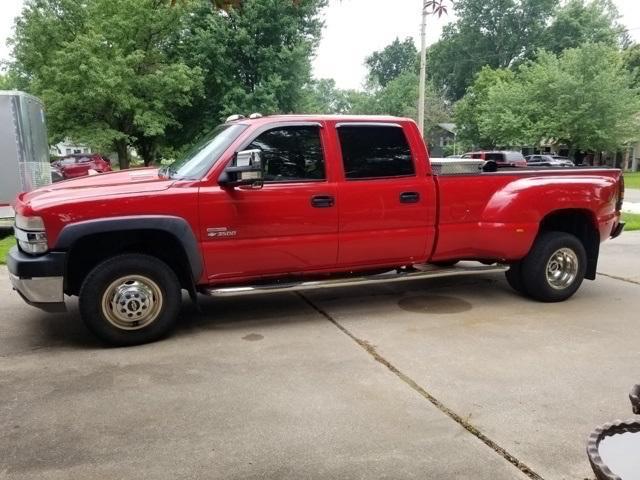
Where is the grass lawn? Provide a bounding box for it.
[0,235,15,265]
[624,172,640,190]
[623,212,640,231]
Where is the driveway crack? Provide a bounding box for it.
[297,292,546,480]
[597,272,640,286]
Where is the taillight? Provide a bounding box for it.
[616,175,625,212]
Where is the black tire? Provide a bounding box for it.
[520,231,586,302]
[505,262,527,294]
[79,254,182,346]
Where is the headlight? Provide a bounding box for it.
[14,215,48,255]
[15,214,45,231]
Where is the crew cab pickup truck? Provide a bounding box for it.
[7,115,625,346]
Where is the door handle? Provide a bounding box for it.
[400,192,420,204]
[311,195,335,208]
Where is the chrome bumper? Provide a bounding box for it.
[9,273,64,303]
[6,246,67,312]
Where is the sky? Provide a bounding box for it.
[313,0,640,89]
[1,0,640,89]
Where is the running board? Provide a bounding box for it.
[204,264,509,298]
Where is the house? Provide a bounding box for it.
[427,123,456,157]
[50,138,91,157]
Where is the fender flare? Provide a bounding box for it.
[54,215,203,281]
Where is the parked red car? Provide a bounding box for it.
[8,115,624,346]
[52,154,112,179]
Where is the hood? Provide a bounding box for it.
[19,168,175,211]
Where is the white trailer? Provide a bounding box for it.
[0,91,52,226]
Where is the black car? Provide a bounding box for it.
[525,154,575,167]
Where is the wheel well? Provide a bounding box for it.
[64,230,194,296]
[538,209,600,280]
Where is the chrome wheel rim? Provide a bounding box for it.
[545,248,579,290]
[101,275,163,330]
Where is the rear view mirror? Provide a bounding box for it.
[219,149,264,188]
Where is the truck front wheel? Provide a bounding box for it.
[520,232,587,302]
[79,254,181,346]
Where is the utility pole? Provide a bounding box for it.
[418,0,428,136]
[418,1,448,136]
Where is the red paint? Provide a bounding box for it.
[13,115,623,286]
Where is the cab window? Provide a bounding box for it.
[247,126,325,182]
[337,125,414,180]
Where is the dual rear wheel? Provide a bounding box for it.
[505,231,587,302]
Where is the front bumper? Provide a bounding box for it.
[611,221,625,239]
[6,246,67,312]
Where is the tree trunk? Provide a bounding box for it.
[623,147,631,171]
[138,141,158,167]
[115,140,130,170]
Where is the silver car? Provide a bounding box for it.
[525,154,575,167]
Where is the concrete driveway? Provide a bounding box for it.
[623,188,640,213]
[1,233,639,480]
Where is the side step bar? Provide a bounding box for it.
[204,264,509,298]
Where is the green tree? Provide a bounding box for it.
[428,0,557,101]
[456,44,640,152]
[543,0,625,54]
[0,72,18,90]
[346,72,450,134]
[345,38,451,132]
[10,0,325,166]
[9,0,88,91]
[167,0,326,146]
[365,37,417,88]
[623,43,640,87]
[11,0,204,168]
[301,79,361,114]
[454,67,516,148]
[373,72,419,117]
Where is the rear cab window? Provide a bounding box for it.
[336,124,415,180]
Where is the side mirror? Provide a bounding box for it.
[219,149,264,188]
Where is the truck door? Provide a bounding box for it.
[199,122,339,282]
[334,123,436,267]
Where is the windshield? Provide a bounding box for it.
[162,124,247,180]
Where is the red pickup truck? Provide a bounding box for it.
[7,115,625,346]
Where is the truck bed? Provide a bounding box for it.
[431,167,622,262]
